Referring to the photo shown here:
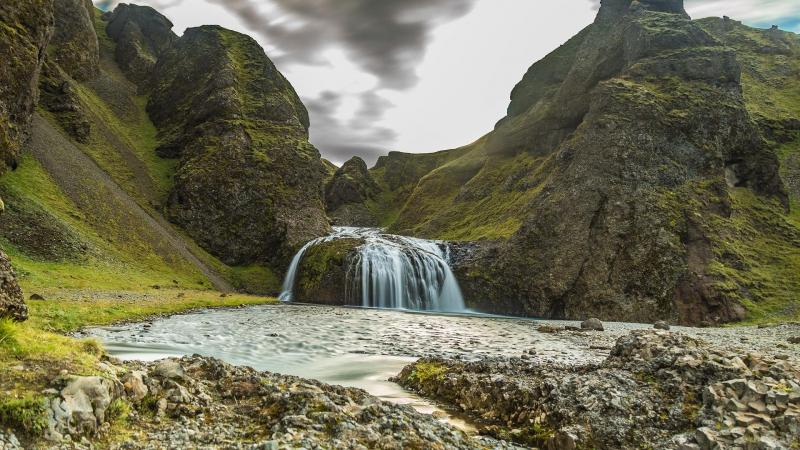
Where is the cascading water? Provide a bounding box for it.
[279,227,465,312]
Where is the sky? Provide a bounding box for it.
[95,0,800,165]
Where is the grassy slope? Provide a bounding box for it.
[368,140,549,241]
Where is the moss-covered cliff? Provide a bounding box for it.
[144,25,330,267]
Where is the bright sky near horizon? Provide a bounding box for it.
[95,0,800,165]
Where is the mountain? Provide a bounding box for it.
[325,0,800,325]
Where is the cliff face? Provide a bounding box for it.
[50,0,99,81]
[0,0,53,176]
[104,3,176,88]
[147,25,329,266]
[367,0,799,324]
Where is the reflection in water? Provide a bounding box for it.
[86,304,614,431]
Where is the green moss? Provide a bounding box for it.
[405,361,449,384]
[296,238,361,293]
[0,395,49,437]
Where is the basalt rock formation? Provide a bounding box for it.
[0,0,53,181]
[104,3,176,88]
[324,156,380,226]
[148,25,329,266]
[50,0,99,81]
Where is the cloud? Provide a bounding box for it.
[304,90,398,166]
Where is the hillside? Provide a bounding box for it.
[0,1,335,303]
[333,1,800,325]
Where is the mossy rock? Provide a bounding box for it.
[293,238,363,306]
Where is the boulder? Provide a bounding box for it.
[121,370,148,402]
[292,238,364,305]
[581,318,604,331]
[0,250,26,321]
[47,376,121,439]
[654,321,671,330]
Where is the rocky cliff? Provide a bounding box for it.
[145,25,330,266]
[358,0,800,325]
[324,156,380,226]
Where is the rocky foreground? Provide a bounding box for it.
[396,328,800,450]
[2,325,798,449]
[3,355,513,450]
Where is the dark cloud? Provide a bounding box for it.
[304,90,397,167]
[97,0,476,163]
[207,0,478,89]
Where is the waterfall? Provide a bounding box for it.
[279,227,465,312]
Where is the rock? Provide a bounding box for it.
[654,321,671,330]
[104,3,177,87]
[153,359,185,380]
[50,0,99,81]
[537,324,561,334]
[325,156,381,226]
[38,59,92,143]
[788,336,800,344]
[581,318,604,331]
[292,238,364,305]
[48,376,121,439]
[0,250,27,321]
[29,293,45,301]
[121,370,148,402]
[0,0,54,211]
[148,25,330,267]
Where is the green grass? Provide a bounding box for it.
[0,154,210,291]
[405,361,449,384]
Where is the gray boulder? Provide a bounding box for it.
[47,376,121,440]
[581,318,604,331]
[654,321,671,330]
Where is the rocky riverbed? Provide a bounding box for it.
[396,326,800,450]
[4,305,799,449]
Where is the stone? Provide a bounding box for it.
[694,427,718,449]
[50,0,99,81]
[788,336,800,344]
[537,325,561,334]
[29,293,45,301]
[153,359,186,380]
[121,370,148,402]
[581,318,604,331]
[48,376,121,439]
[654,321,671,330]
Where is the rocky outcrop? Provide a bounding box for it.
[38,355,496,449]
[293,238,363,305]
[324,156,380,226]
[148,25,329,266]
[38,59,91,143]
[396,329,800,449]
[0,0,53,323]
[0,249,26,321]
[50,0,99,81]
[104,3,176,88]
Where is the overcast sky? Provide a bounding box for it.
[95,0,800,165]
